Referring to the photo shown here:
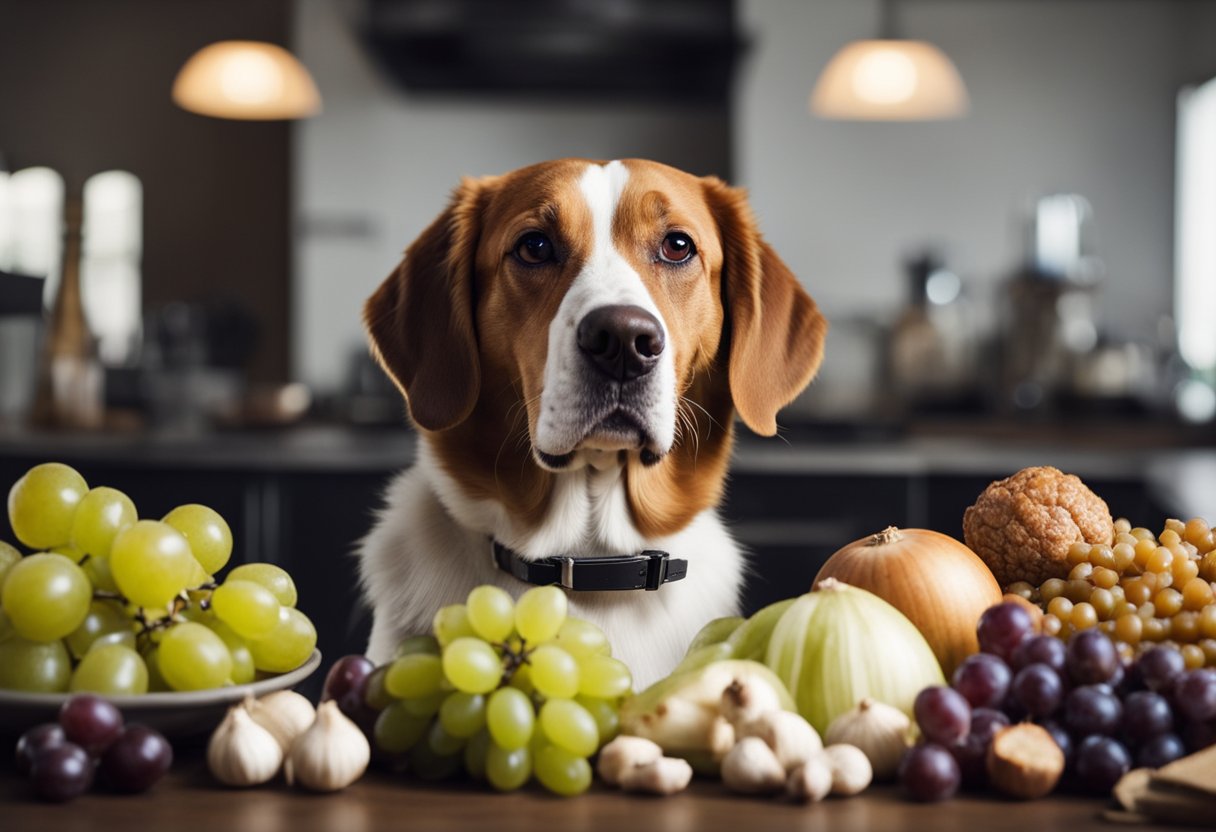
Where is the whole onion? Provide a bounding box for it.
[813,527,1002,676]
[765,579,946,734]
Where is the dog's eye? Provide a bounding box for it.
[514,232,554,265]
[659,232,696,264]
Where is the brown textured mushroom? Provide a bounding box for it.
[962,466,1113,588]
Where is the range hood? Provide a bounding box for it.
[360,0,744,101]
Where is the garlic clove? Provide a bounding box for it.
[786,755,834,803]
[823,743,873,796]
[207,703,284,787]
[597,735,664,786]
[287,700,370,792]
[620,757,694,795]
[738,710,822,771]
[721,736,786,794]
[824,698,911,781]
[720,677,783,730]
[246,690,316,753]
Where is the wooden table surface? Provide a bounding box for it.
[0,758,1178,832]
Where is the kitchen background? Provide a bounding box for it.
[2,0,1216,686]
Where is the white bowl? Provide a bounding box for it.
[0,650,321,740]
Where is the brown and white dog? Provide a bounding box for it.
[359,158,825,686]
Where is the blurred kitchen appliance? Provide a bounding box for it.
[82,171,143,367]
[0,271,43,426]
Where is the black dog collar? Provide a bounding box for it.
[492,540,687,592]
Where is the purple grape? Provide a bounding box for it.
[952,653,1011,709]
[15,723,66,777]
[30,743,93,802]
[1173,669,1216,724]
[977,602,1035,661]
[914,686,971,746]
[1066,630,1118,686]
[1065,685,1123,737]
[899,743,961,802]
[98,724,172,793]
[1136,734,1186,769]
[1012,663,1064,717]
[1012,634,1068,674]
[951,708,1011,788]
[59,695,124,757]
[1184,720,1216,752]
[1075,736,1131,794]
[1040,720,1074,768]
[1121,691,1174,743]
[1135,647,1186,694]
[322,655,376,705]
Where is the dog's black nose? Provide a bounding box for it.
[577,305,665,382]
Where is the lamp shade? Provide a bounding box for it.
[172,41,321,120]
[811,39,968,121]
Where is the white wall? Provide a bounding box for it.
[737,0,1187,341]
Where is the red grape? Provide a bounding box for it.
[15,723,66,777]
[1065,685,1123,737]
[1173,669,1216,724]
[1183,720,1216,753]
[1012,634,1067,674]
[1011,663,1064,717]
[1136,734,1186,769]
[98,724,172,793]
[951,653,1011,709]
[1121,691,1174,743]
[914,686,971,746]
[1075,736,1130,794]
[1066,630,1118,686]
[1135,647,1186,694]
[898,743,961,802]
[31,743,93,802]
[976,602,1034,661]
[322,654,375,704]
[59,695,124,756]
[950,708,1010,788]
[1040,720,1073,767]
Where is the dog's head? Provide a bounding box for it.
[365,159,825,524]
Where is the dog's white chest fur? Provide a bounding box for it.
[358,441,744,687]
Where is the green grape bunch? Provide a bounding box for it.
[0,462,316,695]
[368,584,633,796]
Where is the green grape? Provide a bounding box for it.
[158,621,233,690]
[464,729,491,780]
[0,540,21,588]
[442,637,502,694]
[539,699,598,757]
[110,520,195,608]
[178,602,215,626]
[373,701,429,753]
[575,695,619,746]
[0,636,71,691]
[576,655,632,699]
[465,585,515,643]
[161,504,233,574]
[427,720,465,756]
[486,742,531,791]
[0,608,13,643]
[64,599,134,658]
[2,553,92,642]
[508,663,535,695]
[528,645,579,699]
[386,653,443,699]
[186,558,210,590]
[211,579,281,639]
[364,665,394,710]
[393,634,440,659]
[433,604,475,647]
[552,617,610,658]
[142,646,171,692]
[439,691,486,738]
[70,487,136,559]
[226,562,297,607]
[69,643,148,694]
[409,738,462,781]
[207,619,255,685]
[6,462,88,550]
[247,607,316,673]
[534,744,592,796]
[80,553,119,593]
[514,585,567,643]
[485,687,535,751]
[89,629,137,653]
[400,693,446,717]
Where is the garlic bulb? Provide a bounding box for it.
[247,690,316,752]
[786,755,833,803]
[823,744,873,796]
[721,737,786,794]
[824,698,912,781]
[207,703,284,787]
[285,700,369,792]
[737,710,822,771]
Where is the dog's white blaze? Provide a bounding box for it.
[534,160,677,459]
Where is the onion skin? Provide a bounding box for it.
[813,528,1001,677]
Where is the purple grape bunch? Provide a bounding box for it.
[13,694,173,802]
[898,601,1216,802]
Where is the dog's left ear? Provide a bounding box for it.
[363,176,493,432]
[704,177,827,436]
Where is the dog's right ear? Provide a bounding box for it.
[363,177,492,432]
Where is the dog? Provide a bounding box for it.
[358,158,825,687]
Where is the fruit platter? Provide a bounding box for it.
[3,461,1216,831]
